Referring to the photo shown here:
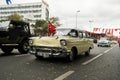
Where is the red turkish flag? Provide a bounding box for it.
[48,21,56,33]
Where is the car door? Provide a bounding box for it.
[77,31,86,53]
[82,32,89,51]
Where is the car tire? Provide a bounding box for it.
[1,46,13,54]
[67,48,76,62]
[18,40,29,54]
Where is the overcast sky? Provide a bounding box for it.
[0,0,120,29]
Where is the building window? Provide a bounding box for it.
[34,15,41,18]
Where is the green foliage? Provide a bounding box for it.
[30,17,61,36]
[49,17,61,27]
[35,20,46,28]
[8,13,23,21]
[33,20,47,36]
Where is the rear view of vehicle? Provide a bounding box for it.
[0,20,31,54]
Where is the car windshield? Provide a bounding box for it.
[55,28,71,36]
[0,21,10,31]
[99,38,108,41]
[98,38,109,42]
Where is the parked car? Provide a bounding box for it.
[0,20,31,54]
[110,40,118,44]
[29,28,94,61]
[97,37,111,47]
[93,38,97,43]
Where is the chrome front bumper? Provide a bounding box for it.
[29,46,70,58]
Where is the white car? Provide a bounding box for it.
[97,38,111,47]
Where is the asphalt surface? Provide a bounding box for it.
[0,44,120,80]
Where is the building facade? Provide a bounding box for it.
[0,0,49,23]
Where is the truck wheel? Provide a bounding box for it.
[1,46,13,54]
[18,40,29,54]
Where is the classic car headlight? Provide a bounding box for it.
[60,40,67,46]
[29,39,33,45]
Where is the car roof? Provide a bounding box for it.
[10,20,29,25]
[0,20,29,25]
[56,27,84,32]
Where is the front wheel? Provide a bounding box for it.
[1,46,14,54]
[67,48,76,62]
[18,40,29,54]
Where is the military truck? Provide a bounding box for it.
[0,20,31,54]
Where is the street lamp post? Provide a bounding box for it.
[89,20,93,28]
[89,20,93,37]
[76,10,80,28]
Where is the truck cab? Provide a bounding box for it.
[0,20,31,54]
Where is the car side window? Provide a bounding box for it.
[83,32,86,38]
[79,31,83,38]
[83,32,91,38]
[86,33,90,38]
[68,30,78,37]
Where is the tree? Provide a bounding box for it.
[33,17,61,36]
[35,20,46,28]
[8,13,23,20]
[34,20,47,36]
[49,17,61,27]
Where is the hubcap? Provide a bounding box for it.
[23,42,29,51]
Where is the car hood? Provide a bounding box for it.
[30,36,70,47]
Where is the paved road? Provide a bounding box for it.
[0,44,120,80]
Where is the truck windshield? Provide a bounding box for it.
[0,21,10,31]
[0,21,10,27]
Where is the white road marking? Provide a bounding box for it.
[14,54,30,57]
[82,44,117,65]
[104,44,117,54]
[54,71,74,80]
[104,49,110,53]
[82,54,103,65]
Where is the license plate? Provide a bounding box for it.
[38,52,49,58]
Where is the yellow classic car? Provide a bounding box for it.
[29,27,94,61]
